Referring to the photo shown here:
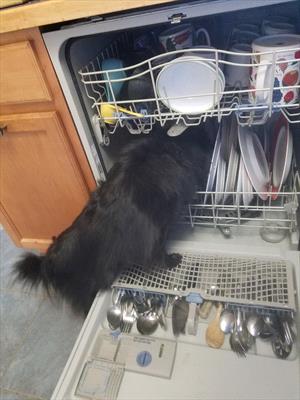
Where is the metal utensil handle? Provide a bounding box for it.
[199,300,213,319]
[236,308,243,332]
[282,320,294,346]
[112,288,124,305]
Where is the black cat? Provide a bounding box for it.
[14,128,211,314]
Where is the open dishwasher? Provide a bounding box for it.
[43,0,300,399]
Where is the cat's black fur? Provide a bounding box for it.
[14,128,211,314]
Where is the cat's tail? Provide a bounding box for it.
[14,253,49,290]
[13,233,100,315]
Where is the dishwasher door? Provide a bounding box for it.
[43,1,300,398]
[51,241,300,400]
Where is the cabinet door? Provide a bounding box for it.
[0,111,90,250]
[0,41,52,105]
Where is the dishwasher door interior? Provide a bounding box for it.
[51,241,300,400]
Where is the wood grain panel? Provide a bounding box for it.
[0,111,89,247]
[0,0,176,34]
[0,28,96,193]
[0,41,52,105]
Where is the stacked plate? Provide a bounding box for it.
[271,115,293,200]
[156,51,225,115]
[205,116,241,205]
[238,125,270,202]
[204,114,293,206]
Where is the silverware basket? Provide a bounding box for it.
[113,251,297,312]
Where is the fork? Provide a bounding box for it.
[120,299,137,333]
[229,309,252,357]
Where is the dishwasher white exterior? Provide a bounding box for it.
[42,1,300,398]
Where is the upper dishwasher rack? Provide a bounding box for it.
[78,35,300,138]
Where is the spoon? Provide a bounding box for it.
[219,309,235,334]
[205,303,225,349]
[136,310,159,335]
[264,314,281,333]
[172,297,189,336]
[106,290,123,330]
[230,309,254,356]
[136,296,161,335]
[238,309,255,348]
[259,322,274,340]
[247,314,264,337]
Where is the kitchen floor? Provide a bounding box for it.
[0,227,84,400]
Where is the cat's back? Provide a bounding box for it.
[120,137,196,194]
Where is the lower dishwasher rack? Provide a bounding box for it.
[179,168,300,244]
[113,251,297,312]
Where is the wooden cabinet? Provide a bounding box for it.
[0,41,51,105]
[0,28,96,251]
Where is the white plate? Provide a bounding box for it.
[240,158,254,207]
[238,125,270,201]
[223,115,239,203]
[235,156,243,204]
[204,128,221,204]
[181,53,225,85]
[219,117,231,161]
[224,146,239,203]
[272,116,293,199]
[220,115,238,162]
[215,157,226,204]
[283,132,293,183]
[156,58,225,115]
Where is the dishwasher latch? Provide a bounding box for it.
[168,12,187,24]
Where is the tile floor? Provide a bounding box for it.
[0,227,84,399]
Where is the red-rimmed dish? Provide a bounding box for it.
[271,115,293,200]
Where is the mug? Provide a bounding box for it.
[262,15,292,34]
[263,22,296,36]
[127,66,155,114]
[232,23,260,35]
[231,29,260,45]
[224,43,252,88]
[195,27,211,46]
[159,23,193,52]
[249,34,300,105]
